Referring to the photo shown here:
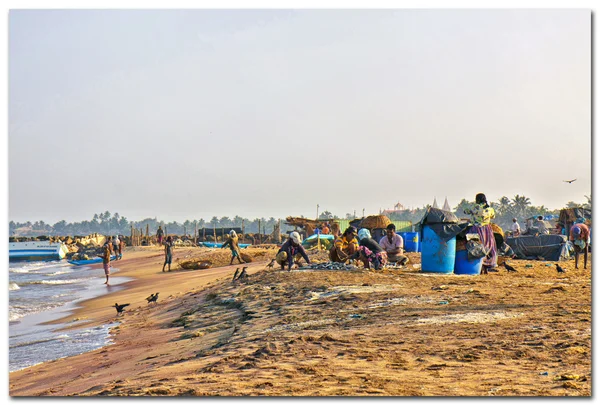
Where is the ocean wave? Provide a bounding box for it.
[19,278,91,286]
[9,261,66,273]
[9,282,20,291]
[46,271,71,276]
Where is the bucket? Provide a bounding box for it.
[421,225,456,273]
[403,232,419,253]
[453,249,483,275]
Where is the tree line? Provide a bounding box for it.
[9,195,590,237]
[9,212,296,237]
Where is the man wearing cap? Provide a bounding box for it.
[330,227,359,263]
[222,230,245,265]
[510,218,521,237]
[276,232,311,271]
[570,223,590,269]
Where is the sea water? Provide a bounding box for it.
[9,260,131,372]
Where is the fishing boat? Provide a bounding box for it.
[68,255,117,266]
[9,241,69,261]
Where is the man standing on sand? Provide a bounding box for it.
[118,235,124,260]
[162,235,174,272]
[222,230,245,266]
[156,226,164,246]
[570,222,590,269]
[99,243,111,285]
[112,235,120,260]
[379,224,409,266]
[104,236,114,258]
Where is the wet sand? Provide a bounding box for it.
[9,248,591,396]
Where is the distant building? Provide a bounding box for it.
[432,197,439,209]
[442,197,451,212]
[382,201,408,216]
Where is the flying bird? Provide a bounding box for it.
[232,268,240,281]
[556,264,566,274]
[563,179,577,184]
[503,262,517,273]
[146,292,159,304]
[114,303,130,314]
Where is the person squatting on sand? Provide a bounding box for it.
[330,226,359,263]
[353,228,388,270]
[162,235,174,272]
[222,230,245,266]
[570,221,590,269]
[276,231,311,271]
[464,193,498,275]
[379,223,409,266]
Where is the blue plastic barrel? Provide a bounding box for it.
[453,249,483,275]
[404,232,419,252]
[421,225,456,273]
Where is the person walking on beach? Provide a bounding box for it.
[99,243,111,285]
[162,236,174,272]
[222,230,245,265]
[276,231,311,271]
[464,193,497,275]
[156,226,164,246]
[570,222,590,269]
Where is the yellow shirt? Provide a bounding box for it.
[335,236,359,252]
[468,204,495,226]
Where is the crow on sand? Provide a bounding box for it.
[114,303,130,314]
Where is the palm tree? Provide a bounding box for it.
[584,195,591,209]
[511,195,532,218]
[496,196,511,216]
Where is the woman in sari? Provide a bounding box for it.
[464,193,497,274]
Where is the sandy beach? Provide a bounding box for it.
[9,246,591,396]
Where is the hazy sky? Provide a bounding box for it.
[8,9,591,224]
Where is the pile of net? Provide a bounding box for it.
[177,247,277,270]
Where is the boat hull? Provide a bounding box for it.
[9,242,69,261]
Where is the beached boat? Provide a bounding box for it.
[9,241,69,261]
[200,242,251,249]
[67,255,117,266]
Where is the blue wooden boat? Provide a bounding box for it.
[68,255,117,266]
[200,242,251,249]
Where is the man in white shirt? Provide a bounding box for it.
[511,218,521,237]
[379,224,409,265]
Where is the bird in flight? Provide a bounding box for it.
[563,179,577,184]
